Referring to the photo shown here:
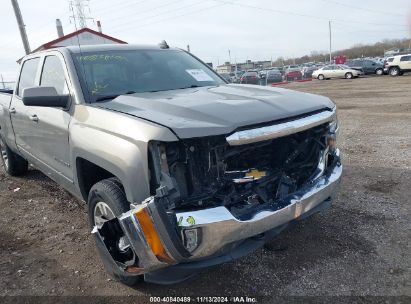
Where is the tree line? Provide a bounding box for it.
[273,38,411,66]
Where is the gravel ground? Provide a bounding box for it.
[0,75,410,301]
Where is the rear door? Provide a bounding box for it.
[364,60,375,73]
[321,66,333,78]
[10,57,41,154]
[400,55,411,71]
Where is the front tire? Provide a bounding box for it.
[318,74,325,80]
[375,68,383,75]
[88,178,142,286]
[345,72,353,79]
[0,136,28,176]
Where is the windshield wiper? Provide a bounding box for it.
[94,91,136,102]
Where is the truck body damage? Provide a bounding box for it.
[92,109,342,283]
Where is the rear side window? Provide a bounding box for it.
[17,58,40,97]
[400,56,411,62]
[40,56,68,95]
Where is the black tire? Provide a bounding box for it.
[318,74,325,80]
[375,68,383,76]
[88,177,142,286]
[0,136,28,176]
[345,72,353,79]
[389,67,400,77]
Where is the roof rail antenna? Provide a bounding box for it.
[159,40,169,49]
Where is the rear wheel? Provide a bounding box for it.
[389,67,400,77]
[375,68,383,75]
[345,72,353,79]
[318,74,325,80]
[88,177,142,286]
[0,136,28,176]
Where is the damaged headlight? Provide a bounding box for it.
[327,110,339,150]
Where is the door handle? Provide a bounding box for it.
[29,115,39,122]
[9,108,16,114]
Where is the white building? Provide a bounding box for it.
[31,27,127,53]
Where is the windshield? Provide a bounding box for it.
[72,49,225,102]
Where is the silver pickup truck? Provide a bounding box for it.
[0,44,342,285]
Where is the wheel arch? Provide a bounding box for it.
[73,146,150,204]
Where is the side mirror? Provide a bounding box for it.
[22,87,69,108]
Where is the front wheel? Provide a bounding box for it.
[318,74,325,80]
[345,72,353,79]
[0,136,28,176]
[88,177,142,286]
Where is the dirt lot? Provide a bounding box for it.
[0,75,410,300]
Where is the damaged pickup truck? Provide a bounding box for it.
[0,44,341,285]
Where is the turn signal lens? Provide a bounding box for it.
[134,208,175,264]
[327,136,336,149]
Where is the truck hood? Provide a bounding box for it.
[97,84,334,138]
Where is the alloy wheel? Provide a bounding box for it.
[94,201,116,228]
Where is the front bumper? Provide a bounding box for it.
[96,150,342,278]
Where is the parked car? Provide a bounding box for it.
[240,71,259,84]
[265,69,283,84]
[230,71,243,83]
[385,54,411,76]
[218,72,231,82]
[285,68,303,81]
[0,44,341,286]
[346,59,384,75]
[302,66,318,79]
[312,64,362,80]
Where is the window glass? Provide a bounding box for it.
[400,56,411,62]
[387,58,394,62]
[17,58,40,96]
[72,49,224,102]
[40,56,68,94]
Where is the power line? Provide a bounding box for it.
[92,0,148,16]
[110,2,225,34]
[99,0,191,27]
[211,0,407,28]
[318,0,406,17]
[108,0,205,32]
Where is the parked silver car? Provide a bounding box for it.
[312,64,363,80]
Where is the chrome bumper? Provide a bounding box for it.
[115,153,342,273]
[176,160,342,259]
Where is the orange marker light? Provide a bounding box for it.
[134,208,175,264]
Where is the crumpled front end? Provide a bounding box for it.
[92,108,342,281]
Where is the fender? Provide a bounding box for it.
[70,105,178,203]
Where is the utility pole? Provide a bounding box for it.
[187,45,190,53]
[329,20,332,63]
[11,0,30,54]
[1,74,5,89]
[228,49,231,63]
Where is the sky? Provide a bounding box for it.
[1,0,411,82]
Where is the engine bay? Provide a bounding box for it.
[148,122,335,218]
